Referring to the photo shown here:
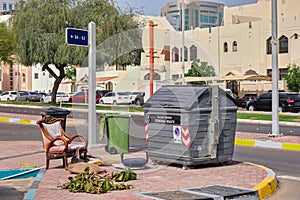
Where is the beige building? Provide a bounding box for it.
[2,0,300,98]
[138,0,300,97]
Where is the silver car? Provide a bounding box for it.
[17,91,42,102]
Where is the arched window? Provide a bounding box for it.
[232,41,237,52]
[144,72,161,80]
[279,35,288,53]
[223,42,228,52]
[180,46,188,62]
[106,82,113,90]
[190,45,197,61]
[172,47,179,62]
[22,73,26,82]
[266,37,272,54]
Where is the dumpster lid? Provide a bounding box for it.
[42,106,69,112]
[143,85,210,110]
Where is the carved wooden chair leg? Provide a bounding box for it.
[63,155,67,168]
[46,157,50,169]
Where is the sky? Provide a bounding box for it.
[115,0,259,16]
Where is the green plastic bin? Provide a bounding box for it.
[100,114,130,154]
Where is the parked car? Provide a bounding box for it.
[96,90,111,99]
[40,92,69,103]
[68,92,76,102]
[241,93,257,108]
[130,92,145,106]
[0,91,18,101]
[246,92,300,112]
[72,91,102,103]
[17,91,42,102]
[99,92,132,105]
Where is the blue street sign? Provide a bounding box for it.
[66,28,88,47]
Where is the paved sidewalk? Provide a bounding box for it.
[2,112,300,199]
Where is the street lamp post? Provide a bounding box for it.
[271,0,280,137]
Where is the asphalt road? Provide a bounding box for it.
[234,146,300,200]
[1,122,300,199]
[1,104,300,137]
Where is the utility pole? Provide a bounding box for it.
[149,20,154,96]
[270,0,280,137]
[181,0,185,85]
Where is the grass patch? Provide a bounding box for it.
[237,113,300,122]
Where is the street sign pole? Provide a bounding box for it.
[88,22,97,148]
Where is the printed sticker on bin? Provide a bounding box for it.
[173,126,182,143]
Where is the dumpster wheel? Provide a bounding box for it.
[109,147,117,155]
[219,159,233,166]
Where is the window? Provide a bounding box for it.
[22,73,25,82]
[219,12,223,25]
[172,47,179,62]
[279,68,287,80]
[209,16,217,23]
[172,74,180,80]
[200,5,218,9]
[185,9,189,30]
[232,41,237,52]
[169,4,177,8]
[3,3,7,10]
[279,35,288,53]
[267,69,272,77]
[200,15,208,23]
[180,47,188,62]
[34,73,38,79]
[190,45,197,61]
[223,42,228,52]
[195,10,199,27]
[144,72,161,80]
[9,4,12,11]
[266,37,272,54]
[259,93,271,99]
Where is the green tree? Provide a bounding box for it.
[284,63,300,92]
[0,22,15,67]
[12,0,141,103]
[185,59,216,85]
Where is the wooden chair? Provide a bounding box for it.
[36,117,88,169]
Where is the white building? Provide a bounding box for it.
[0,0,16,15]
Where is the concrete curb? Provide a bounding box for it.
[235,138,300,151]
[237,119,300,127]
[0,116,36,125]
[245,162,278,200]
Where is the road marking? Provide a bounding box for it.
[277,175,300,181]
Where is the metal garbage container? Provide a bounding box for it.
[41,107,70,131]
[143,85,238,167]
[100,114,130,154]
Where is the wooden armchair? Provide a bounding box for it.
[36,117,88,169]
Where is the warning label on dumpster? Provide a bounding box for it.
[149,114,181,124]
[173,126,182,143]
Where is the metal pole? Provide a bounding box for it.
[181,0,185,84]
[149,20,154,96]
[271,0,280,136]
[88,21,97,148]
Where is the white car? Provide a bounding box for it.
[40,92,69,103]
[99,92,132,105]
[0,91,18,101]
